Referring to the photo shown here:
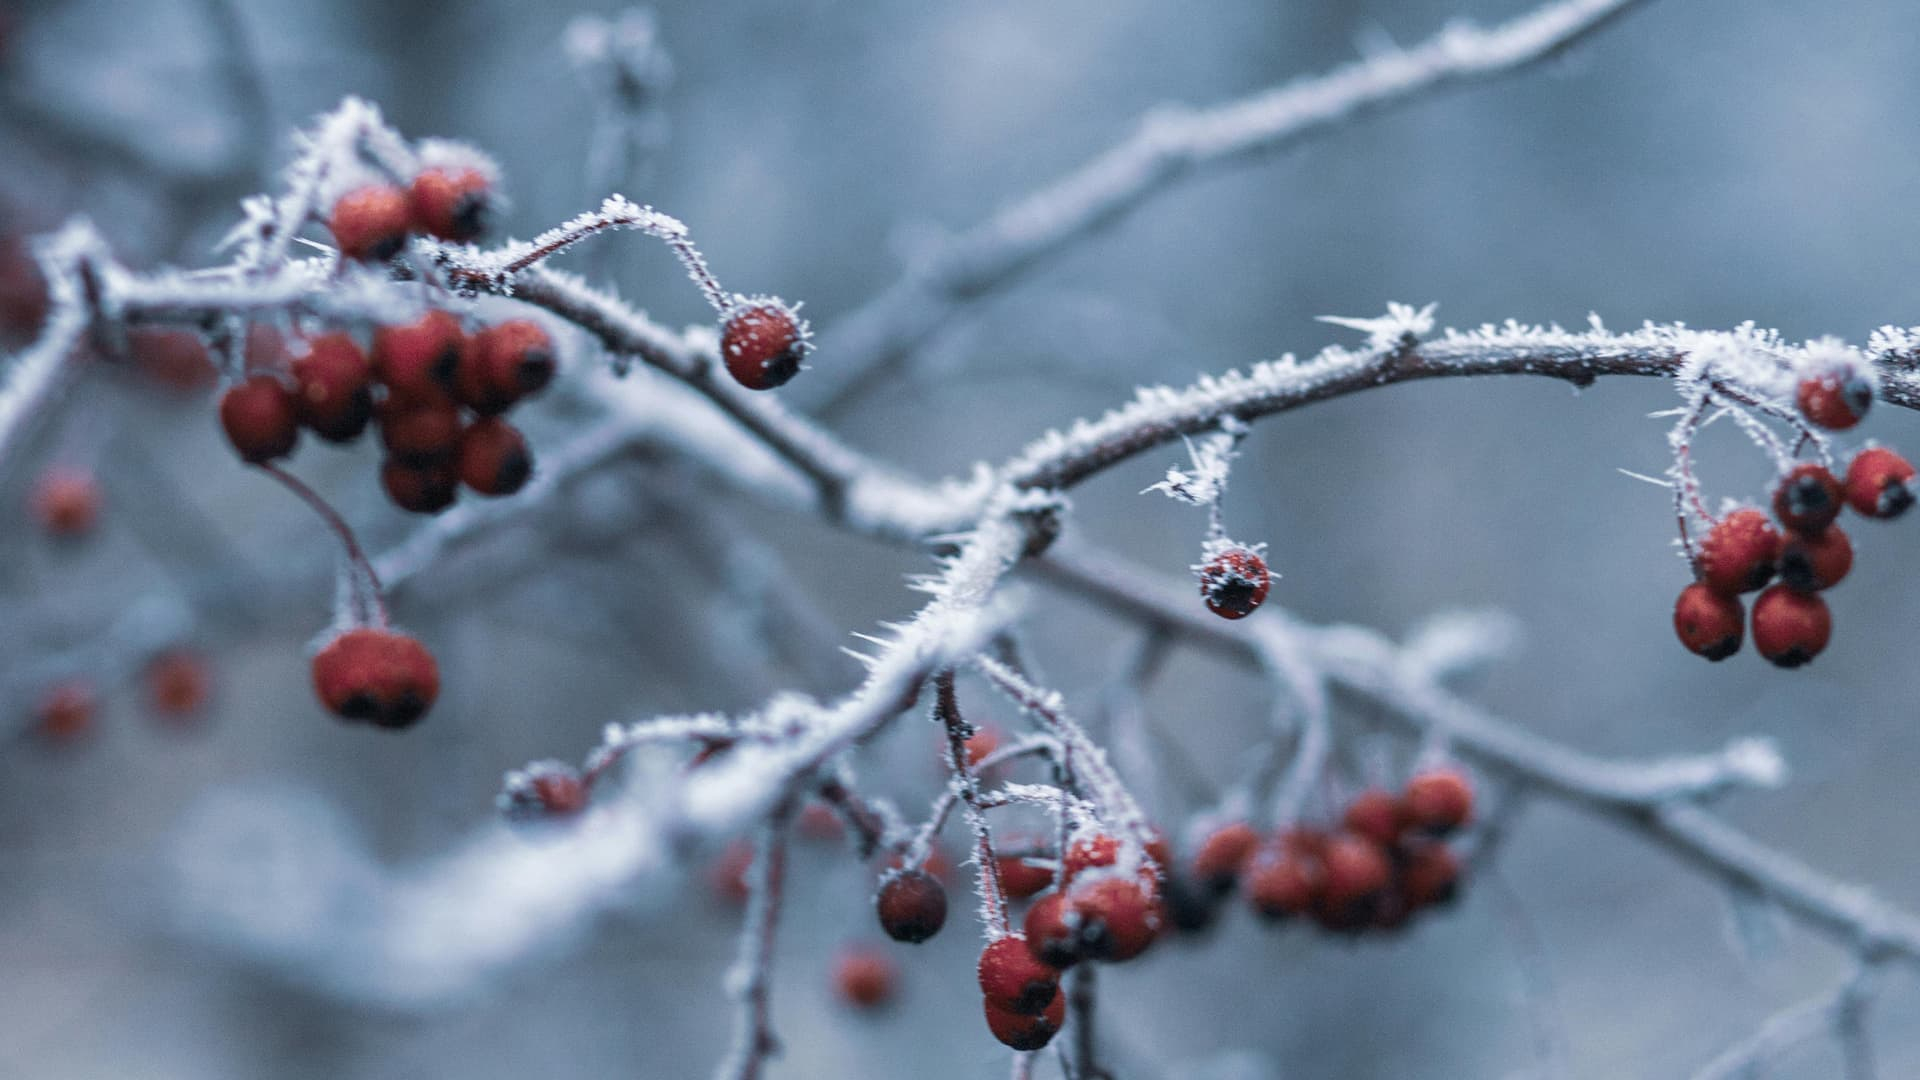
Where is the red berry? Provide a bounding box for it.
[457,417,533,496]
[1844,447,1916,519]
[996,853,1055,900]
[796,801,843,842]
[220,375,300,463]
[373,311,467,398]
[1674,583,1744,661]
[1773,463,1844,535]
[379,392,464,464]
[978,936,1059,1015]
[710,840,754,906]
[36,681,95,744]
[1245,843,1320,921]
[963,723,1001,767]
[31,466,99,537]
[875,869,947,943]
[1318,832,1392,908]
[1778,526,1851,592]
[290,333,373,442]
[983,987,1064,1051]
[1751,585,1831,668]
[456,320,555,414]
[1796,370,1873,431]
[1342,789,1404,847]
[500,762,589,821]
[1696,509,1780,595]
[721,302,807,390]
[1190,822,1261,893]
[1197,544,1270,619]
[1062,833,1120,879]
[0,233,48,338]
[380,459,459,515]
[329,184,412,262]
[310,627,439,728]
[1399,842,1461,910]
[1402,769,1473,835]
[409,167,493,243]
[1070,877,1160,962]
[129,327,215,391]
[146,650,210,719]
[1022,891,1082,968]
[834,946,897,1010]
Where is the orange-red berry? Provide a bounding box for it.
[876,868,947,943]
[1062,833,1120,879]
[1190,822,1261,893]
[329,184,412,262]
[1751,585,1831,668]
[1070,877,1161,962]
[219,375,300,463]
[978,936,1059,1015]
[1023,891,1082,968]
[796,801,843,842]
[1696,509,1779,595]
[310,627,439,728]
[1198,544,1269,619]
[996,853,1055,900]
[710,840,754,906]
[1845,447,1915,519]
[145,650,210,719]
[1402,769,1473,835]
[456,320,555,414]
[1674,583,1744,661]
[129,327,216,391]
[380,459,459,515]
[500,762,589,821]
[721,302,807,390]
[835,946,897,1010]
[1796,370,1873,431]
[1245,843,1319,921]
[379,392,464,465]
[457,417,532,496]
[1342,789,1404,847]
[1318,832,1392,909]
[374,310,467,398]
[983,987,1064,1051]
[1773,463,1844,536]
[963,723,1001,767]
[409,167,493,243]
[31,466,100,537]
[291,332,373,442]
[36,681,95,744]
[1399,842,1461,909]
[1778,526,1851,592]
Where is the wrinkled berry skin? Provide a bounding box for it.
[721,303,807,390]
[876,869,948,943]
[1198,545,1270,619]
[1845,448,1916,519]
[1773,464,1844,535]
[329,184,412,262]
[1751,585,1831,669]
[220,375,300,463]
[311,627,440,728]
[1778,526,1851,592]
[1696,509,1779,595]
[1674,583,1744,661]
[1796,370,1873,431]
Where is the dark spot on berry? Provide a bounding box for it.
[377,691,429,729]
[366,233,407,263]
[1786,476,1834,519]
[1770,647,1813,669]
[1210,579,1258,616]
[1843,376,1874,417]
[515,349,555,393]
[1880,484,1915,518]
[495,448,532,492]
[339,692,377,721]
[431,343,461,386]
[449,192,491,242]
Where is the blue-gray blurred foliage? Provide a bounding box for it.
[3,1,1919,1077]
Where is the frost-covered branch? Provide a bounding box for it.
[715,811,791,1080]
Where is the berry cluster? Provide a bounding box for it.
[219,312,551,514]
[328,163,495,263]
[1674,447,1914,668]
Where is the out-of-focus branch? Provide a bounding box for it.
[714,810,791,1080]
[1690,966,1881,1080]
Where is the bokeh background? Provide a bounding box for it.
[3,0,1919,1077]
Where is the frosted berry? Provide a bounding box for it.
[835,946,897,1010]
[1844,447,1916,519]
[311,627,439,728]
[721,302,807,390]
[381,460,458,515]
[329,184,411,262]
[1773,463,1844,536]
[1399,842,1461,909]
[978,936,1059,1015]
[1191,822,1261,893]
[1071,877,1161,962]
[457,417,533,496]
[31,466,100,537]
[1245,844,1319,921]
[374,310,466,398]
[876,868,947,943]
[996,854,1055,900]
[456,320,555,414]
[1062,832,1120,879]
[36,681,95,744]
[1342,789,1404,847]
[983,987,1064,1051]
[1198,544,1270,619]
[220,375,300,463]
[1674,583,1744,661]
[501,762,589,821]
[1403,768,1473,835]
[409,166,493,242]
[1696,509,1779,595]
[1778,526,1852,592]
[145,650,210,719]
[1751,585,1831,669]
[1796,369,1874,431]
[379,392,464,465]
[291,333,374,442]
[1022,891,1082,968]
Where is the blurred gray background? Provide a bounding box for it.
[2,0,1918,1077]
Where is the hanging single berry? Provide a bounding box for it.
[875,868,948,943]
[1751,585,1831,668]
[457,417,533,496]
[1197,543,1270,619]
[1402,768,1473,835]
[380,459,459,515]
[1772,463,1844,535]
[329,184,412,262]
[1844,447,1915,519]
[1777,526,1851,592]
[311,627,440,728]
[1190,822,1261,894]
[720,301,808,390]
[1695,509,1779,595]
[36,681,95,744]
[983,987,1065,1051]
[145,650,211,719]
[373,310,467,398]
[31,466,100,538]
[1796,368,1873,431]
[219,375,300,463]
[1674,583,1744,661]
[834,945,897,1010]
[1342,789,1404,847]
[290,332,374,442]
[409,166,494,243]
[977,936,1060,1015]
